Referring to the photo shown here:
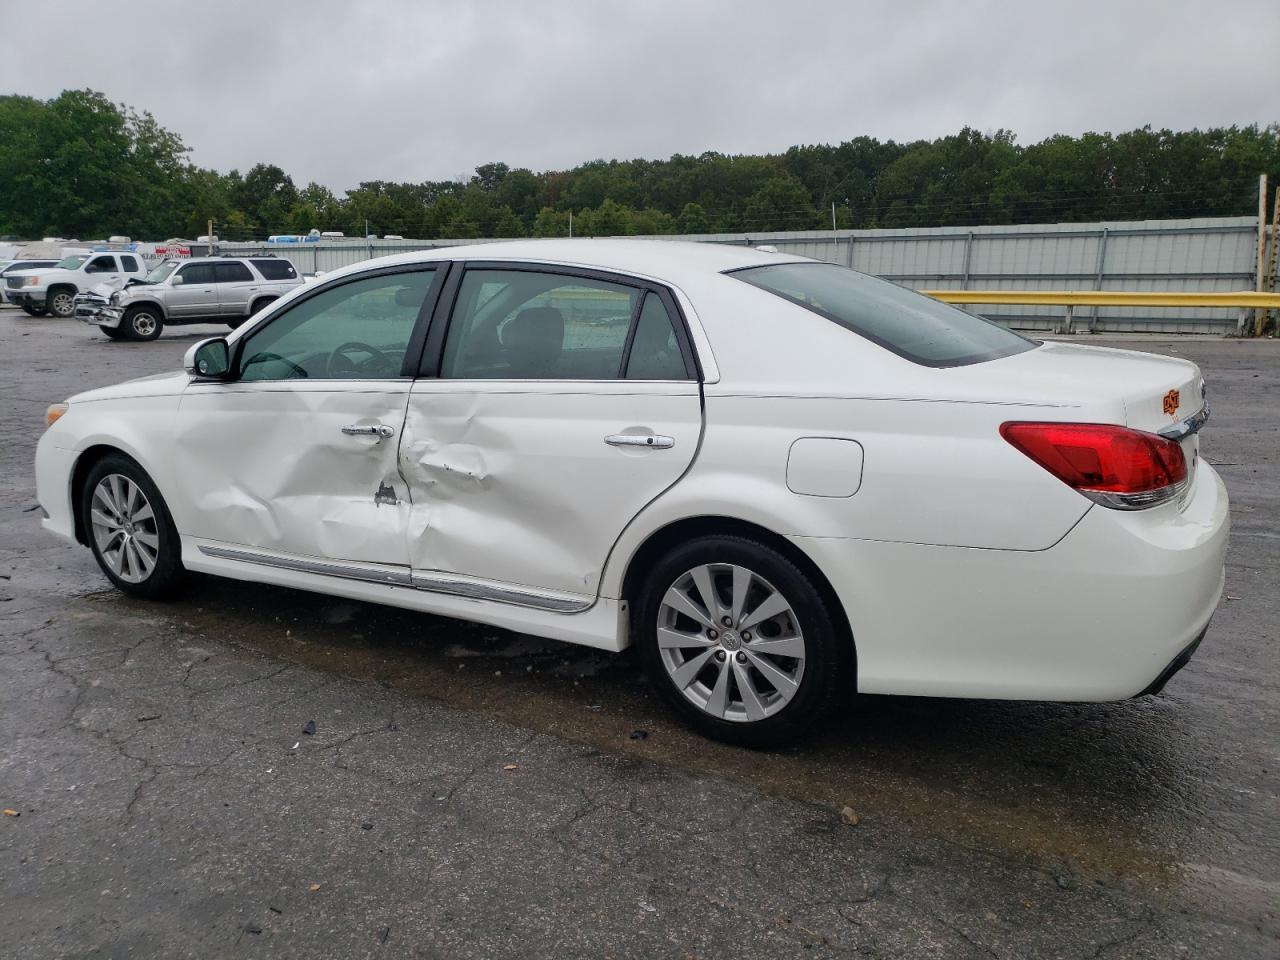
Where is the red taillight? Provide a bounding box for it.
[1000,422,1188,510]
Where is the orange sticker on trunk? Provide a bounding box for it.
[1163,389,1180,417]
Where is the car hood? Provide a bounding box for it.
[69,371,189,404]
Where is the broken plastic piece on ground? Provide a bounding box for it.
[2,809,18,817]
[302,720,316,735]
[502,763,518,771]
[308,883,321,892]
[840,806,860,826]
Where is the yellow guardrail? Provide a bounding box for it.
[921,289,1280,335]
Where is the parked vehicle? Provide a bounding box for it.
[82,256,303,341]
[34,240,1228,744]
[5,252,149,317]
[1,259,60,305]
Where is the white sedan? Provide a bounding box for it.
[35,240,1228,745]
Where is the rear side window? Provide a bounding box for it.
[85,256,117,274]
[731,262,1035,367]
[625,293,687,380]
[119,255,140,272]
[215,262,254,283]
[441,269,641,380]
[252,259,298,280]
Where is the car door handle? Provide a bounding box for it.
[342,424,395,439]
[604,433,675,449]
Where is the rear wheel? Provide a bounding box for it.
[48,287,76,318]
[635,535,849,747]
[122,305,163,341]
[80,454,187,599]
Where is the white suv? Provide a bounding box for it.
[85,257,304,341]
[5,252,149,317]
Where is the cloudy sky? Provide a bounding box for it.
[3,0,1277,191]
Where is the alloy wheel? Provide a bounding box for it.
[131,312,158,337]
[89,474,160,583]
[657,563,806,722]
[51,292,75,316]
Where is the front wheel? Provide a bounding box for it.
[48,288,77,318]
[122,306,163,341]
[80,454,187,599]
[635,535,850,747]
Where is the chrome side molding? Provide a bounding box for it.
[198,544,413,585]
[197,545,592,613]
[1158,404,1209,442]
[410,572,592,612]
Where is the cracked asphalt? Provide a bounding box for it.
[1,307,1276,959]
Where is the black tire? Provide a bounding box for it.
[21,303,49,317]
[100,326,127,340]
[121,305,163,341]
[47,286,77,318]
[634,535,851,747]
[80,453,187,600]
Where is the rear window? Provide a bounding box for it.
[731,262,1035,367]
[251,259,298,280]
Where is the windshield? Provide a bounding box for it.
[731,262,1036,368]
[146,261,179,284]
[56,255,88,270]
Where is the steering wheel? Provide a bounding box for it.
[243,351,308,379]
[329,341,396,378]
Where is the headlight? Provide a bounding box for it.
[26,276,39,286]
[45,402,68,427]
[110,291,120,305]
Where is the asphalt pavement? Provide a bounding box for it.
[1,308,1276,959]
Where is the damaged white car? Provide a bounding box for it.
[35,240,1228,744]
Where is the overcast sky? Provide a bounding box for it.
[3,0,1277,191]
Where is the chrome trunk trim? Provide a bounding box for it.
[1158,404,1209,441]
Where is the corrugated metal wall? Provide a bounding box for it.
[221,216,1259,334]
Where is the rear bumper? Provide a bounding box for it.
[794,458,1229,702]
[1134,628,1206,697]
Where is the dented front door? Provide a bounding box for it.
[172,266,441,565]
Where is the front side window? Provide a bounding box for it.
[214,262,254,283]
[177,263,216,285]
[441,269,645,380]
[732,262,1036,367]
[85,256,116,274]
[239,269,436,381]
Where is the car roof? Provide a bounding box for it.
[364,238,810,286]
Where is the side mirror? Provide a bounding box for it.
[184,338,231,379]
[170,274,185,286]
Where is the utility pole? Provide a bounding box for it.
[831,202,838,263]
[1256,174,1270,336]
[568,210,573,238]
[207,218,214,254]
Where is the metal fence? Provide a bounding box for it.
[221,216,1261,334]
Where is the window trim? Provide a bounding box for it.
[416,260,701,382]
[226,262,449,382]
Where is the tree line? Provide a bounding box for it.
[1,89,1277,242]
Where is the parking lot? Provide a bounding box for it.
[1,307,1276,958]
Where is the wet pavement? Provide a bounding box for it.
[1,308,1276,958]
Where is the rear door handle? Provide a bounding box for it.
[342,424,395,439]
[605,434,674,449]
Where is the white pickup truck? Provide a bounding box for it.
[4,252,149,317]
